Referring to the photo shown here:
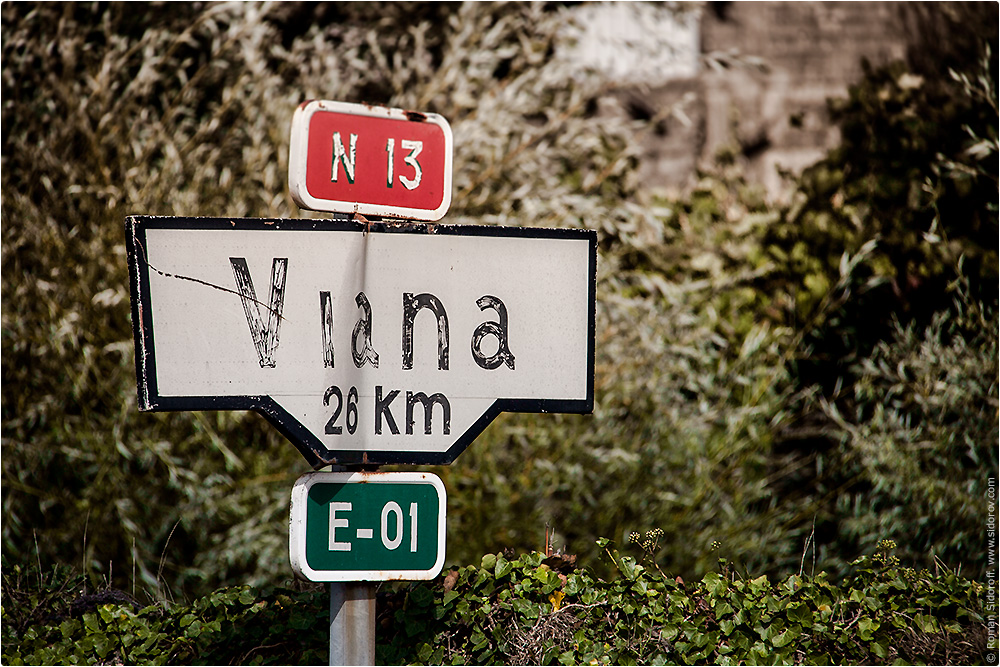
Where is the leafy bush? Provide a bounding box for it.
[760,41,998,376]
[1,559,328,665]
[817,283,998,578]
[382,540,986,665]
[746,40,999,581]
[3,541,988,665]
[2,1,995,607]
[431,171,799,577]
[0,0,644,597]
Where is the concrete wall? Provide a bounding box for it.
[579,2,911,199]
[697,1,908,197]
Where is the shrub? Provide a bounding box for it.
[2,541,988,665]
[816,283,998,578]
[750,40,999,581]
[2,2,994,604]
[760,42,998,382]
[0,0,645,597]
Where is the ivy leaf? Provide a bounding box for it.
[480,554,497,572]
[770,625,801,648]
[703,571,728,597]
[83,613,100,633]
[857,617,878,641]
[786,603,812,625]
[914,614,939,633]
[495,557,514,580]
[619,556,641,581]
[512,598,539,620]
[410,586,435,607]
[416,642,434,662]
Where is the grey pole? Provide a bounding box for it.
[329,581,376,666]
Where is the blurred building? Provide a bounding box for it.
[570,2,911,199]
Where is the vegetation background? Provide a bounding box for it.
[2,0,996,620]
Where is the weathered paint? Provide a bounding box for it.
[124,215,596,469]
[288,100,452,221]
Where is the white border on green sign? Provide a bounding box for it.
[289,471,447,582]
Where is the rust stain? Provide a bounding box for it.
[317,452,338,467]
[136,301,152,410]
[377,212,414,223]
[404,110,427,123]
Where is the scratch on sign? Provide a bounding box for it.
[131,230,288,322]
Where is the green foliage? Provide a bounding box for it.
[743,40,999,581]
[2,0,995,608]
[4,542,988,665]
[2,560,328,666]
[761,43,998,367]
[378,541,987,665]
[431,155,803,578]
[2,0,329,598]
[817,284,998,577]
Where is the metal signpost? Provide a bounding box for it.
[290,471,446,665]
[125,101,595,665]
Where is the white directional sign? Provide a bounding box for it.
[126,216,595,467]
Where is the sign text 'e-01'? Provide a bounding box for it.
[289,471,446,582]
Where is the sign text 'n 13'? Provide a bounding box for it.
[288,100,453,221]
[289,471,446,582]
[126,216,596,467]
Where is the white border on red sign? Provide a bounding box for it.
[289,471,447,582]
[288,100,454,221]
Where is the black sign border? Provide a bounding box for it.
[126,215,596,468]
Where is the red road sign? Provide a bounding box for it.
[289,100,453,221]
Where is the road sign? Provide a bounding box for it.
[289,471,446,582]
[288,100,453,221]
[126,215,595,467]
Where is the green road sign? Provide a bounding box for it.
[289,471,446,581]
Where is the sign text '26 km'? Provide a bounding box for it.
[126,216,595,467]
